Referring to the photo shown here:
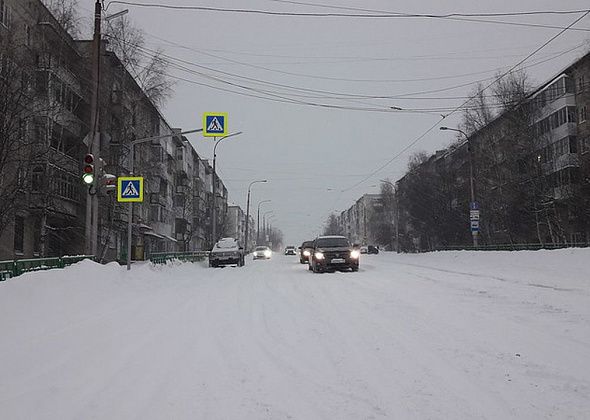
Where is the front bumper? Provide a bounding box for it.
[314,256,359,271]
[210,253,241,265]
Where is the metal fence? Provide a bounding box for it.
[148,251,209,265]
[0,255,95,281]
[433,242,589,252]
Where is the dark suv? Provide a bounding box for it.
[308,236,359,273]
[299,240,314,264]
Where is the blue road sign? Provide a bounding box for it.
[470,220,480,232]
[203,113,228,137]
[470,201,480,210]
[118,177,144,202]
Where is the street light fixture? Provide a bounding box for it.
[440,126,479,247]
[257,200,271,245]
[245,179,267,252]
[211,131,243,244]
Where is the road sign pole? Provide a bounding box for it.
[126,144,134,271]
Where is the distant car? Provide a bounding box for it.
[367,245,379,254]
[284,246,296,255]
[253,246,272,260]
[299,240,314,264]
[209,237,244,267]
[308,235,359,273]
[360,245,368,254]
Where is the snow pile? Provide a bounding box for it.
[0,250,589,419]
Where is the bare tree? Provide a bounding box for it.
[104,16,174,107]
[323,213,343,236]
[0,36,51,237]
[42,0,82,37]
[459,82,494,136]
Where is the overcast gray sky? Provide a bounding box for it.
[86,0,590,245]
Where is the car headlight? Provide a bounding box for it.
[314,251,324,260]
[350,250,360,259]
[264,250,272,258]
[303,250,310,257]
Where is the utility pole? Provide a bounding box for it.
[440,126,479,248]
[244,180,267,252]
[85,0,102,255]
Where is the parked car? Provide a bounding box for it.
[308,235,359,273]
[367,245,379,254]
[253,246,272,260]
[299,240,314,264]
[284,246,296,255]
[360,245,368,254]
[209,238,244,267]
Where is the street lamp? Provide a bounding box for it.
[263,210,274,243]
[257,200,271,245]
[245,179,267,252]
[211,131,243,244]
[439,126,479,247]
[379,179,400,253]
[126,128,204,270]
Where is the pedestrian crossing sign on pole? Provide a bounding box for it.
[117,177,144,202]
[203,112,228,137]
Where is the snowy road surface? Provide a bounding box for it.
[1,250,589,419]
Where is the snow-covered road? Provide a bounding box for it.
[1,250,589,419]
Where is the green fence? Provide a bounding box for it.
[0,255,95,281]
[149,251,209,265]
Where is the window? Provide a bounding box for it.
[14,215,24,254]
[31,166,44,191]
[0,0,13,28]
[580,105,588,123]
[569,136,577,154]
[580,137,589,154]
[176,146,183,161]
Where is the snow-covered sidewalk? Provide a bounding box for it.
[0,250,589,419]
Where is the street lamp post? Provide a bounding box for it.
[257,200,271,245]
[126,128,203,270]
[211,131,242,245]
[263,210,274,244]
[379,179,400,253]
[440,126,479,247]
[245,179,267,252]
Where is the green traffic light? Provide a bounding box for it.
[82,173,95,185]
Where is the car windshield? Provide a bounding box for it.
[255,247,267,251]
[302,241,313,248]
[216,240,237,249]
[316,237,349,248]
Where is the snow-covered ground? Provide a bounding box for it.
[1,249,589,419]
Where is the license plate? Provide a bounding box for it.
[331,258,345,264]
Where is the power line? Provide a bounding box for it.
[339,10,590,192]
[105,1,590,32]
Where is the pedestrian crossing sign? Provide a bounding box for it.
[203,112,228,137]
[117,177,144,202]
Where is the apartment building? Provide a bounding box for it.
[395,51,590,250]
[0,0,228,260]
[0,0,89,259]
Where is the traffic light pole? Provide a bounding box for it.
[86,0,102,255]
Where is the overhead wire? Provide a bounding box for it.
[104,1,590,33]
[339,9,590,192]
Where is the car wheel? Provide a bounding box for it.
[351,266,359,272]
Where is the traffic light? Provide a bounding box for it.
[82,153,94,185]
